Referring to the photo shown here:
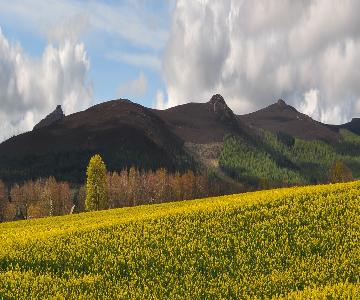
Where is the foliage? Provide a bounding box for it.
[0,180,5,222]
[107,168,229,208]
[328,161,353,183]
[219,135,305,187]
[0,181,359,298]
[1,168,235,222]
[275,282,360,299]
[85,155,108,211]
[0,177,72,222]
[220,129,360,187]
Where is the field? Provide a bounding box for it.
[0,182,359,299]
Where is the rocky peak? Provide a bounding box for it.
[33,105,65,130]
[208,94,232,114]
[277,99,286,107]
[272,98,298,113]
[209,94,226,106]
[208,94,238,129]
[54,105,63,114]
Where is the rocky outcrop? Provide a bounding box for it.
[33,105,65,130]
[208,94,238,129]
[276,99,286,107]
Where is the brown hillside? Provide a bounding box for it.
[238,99,341,143]
[153,94,244,144]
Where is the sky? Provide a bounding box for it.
[1,0,360,141]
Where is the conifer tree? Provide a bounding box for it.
[85,154,109,211]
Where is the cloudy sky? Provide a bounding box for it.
[1,0,360,141]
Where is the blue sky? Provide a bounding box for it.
[0,0,173,108]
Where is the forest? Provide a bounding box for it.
[0,147,196,184]
[219,129,357,187]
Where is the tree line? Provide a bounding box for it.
[0,177,73,222]
[82,155,226,212]
[0,151,354,222]
[0,156,227,222]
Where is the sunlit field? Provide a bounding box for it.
[0,182,359,299]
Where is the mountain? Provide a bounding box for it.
[238,99,341,143]
[153,94,242,144]
[328,117,360,136]
[0,100,195,183]
[221,100,360,186]
[0,94,359,186]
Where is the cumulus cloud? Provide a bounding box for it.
[162,0,360,124]
[0,27,92,141]
[299,89,321,120]
[118,72,148,98]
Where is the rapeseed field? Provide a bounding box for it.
[0,182,359,299]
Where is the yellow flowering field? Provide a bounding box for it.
[0,182,359,299]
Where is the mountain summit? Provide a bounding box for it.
[153,94,242,144]
[239,99,340,143]
[33,105,65,130]
[207,94,238,128]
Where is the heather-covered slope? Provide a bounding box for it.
[153,94,244,144]
[0,100,194,183]
[0,94,247,183]
[1,94,360,185]
[238,99,341,143]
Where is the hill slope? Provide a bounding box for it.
[0,100,194,182]
[0,95,247,183]
[219,128,360,186]
[0,182,359,299]
[239,99,341,143]
[329,117,360,136]
[153,94,243,144]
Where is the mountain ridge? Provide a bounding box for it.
[0,94,359,184]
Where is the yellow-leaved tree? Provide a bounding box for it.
[328,161,353,183]
[85,154,109,211]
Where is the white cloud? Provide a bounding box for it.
[47,13,89,43]
[0,0,168,50]
[118,71,148,98]
[300,89,320,120]
[162,0,360,124]
[153,90,166,110]
[107,51,161,71]
[0,27,92,141]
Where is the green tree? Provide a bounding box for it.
[85,154,109,211]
